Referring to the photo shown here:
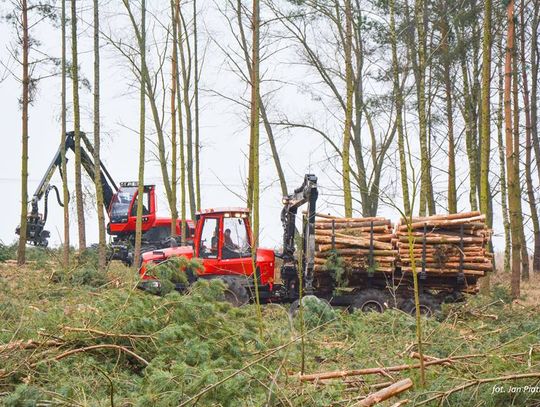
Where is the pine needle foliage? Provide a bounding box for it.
[1,257,540,406]
[325,250,347,288]
[144,256,203,294]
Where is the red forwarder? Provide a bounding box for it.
[139,174,473,315]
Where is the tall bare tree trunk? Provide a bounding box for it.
[415,0,435,216]
[342,0,353,218]
[497,34,511,274]
[174,0,187,243]
[61,0,69,270]
[530,2,540,194]
[479,0,492,294]
[456,29,479,213]
[170,0,179,238]
[133,0,146,269]
[505,0,521,298]
[177,9,196,219]
[532,3,540,274]
[193,0,201,211]
[249,0,261,244]
[17,0,29,266]
[93,0,106,270]
[390,0,410,217]
[520,0,540,273]
[71,0,86,253]
[390,0,410,216]
[479,0,492,217]
[439,15,456,214]
[512,31,529,282]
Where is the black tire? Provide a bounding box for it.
[350,289,389,313]
[220,277,249,306]
[401,292,441,317]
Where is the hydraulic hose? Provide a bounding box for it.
[43,185,66,224]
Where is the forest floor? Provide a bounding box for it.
[1,248,540,406]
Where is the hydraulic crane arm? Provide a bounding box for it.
[18,131,118,246]
[280,174,318,294]
[31,131,117,212]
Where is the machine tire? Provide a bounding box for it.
[350,289,389,313]
[401,292,441,317]
[219,277,249,307]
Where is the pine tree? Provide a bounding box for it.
[61,0,69,271]
[248,0,261,244]
[93,0,106,269]
[390,0,410,217]
[342,0,353,218]
[478,0,492,293]
[71,0,86,253]
[504,0,521,299]
[414,0,435,216]
[133,0,146,269]
[17,0,29,266]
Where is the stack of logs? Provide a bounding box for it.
[312,211,492,291]
[395,211,493,282]
[313,214,397,273]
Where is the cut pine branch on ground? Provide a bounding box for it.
[356,378,413,407]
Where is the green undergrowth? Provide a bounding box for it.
[1,256,540,406]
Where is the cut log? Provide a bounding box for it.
[314,265,394,273]
[315,235,393,250]
[398,261,492,271]
[318,243,349,251]
[316,216,387,223]
[399,256,491,264]
[400,267,485,276]
[316,249,396,257]
[356,378,413,407]
[316,230,394,242]
[315,225,390,234]
[398,214,486,231]
[396,235,485,244]
[400,211,481,224]
[315,220,391,229]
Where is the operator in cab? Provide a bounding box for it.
[224,228,239,250]
[223,228,241,259]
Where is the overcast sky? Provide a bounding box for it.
[0,0,508,252]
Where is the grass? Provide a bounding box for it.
[1,252,540,406]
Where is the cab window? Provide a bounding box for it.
[222,217,251,259]
[199,218,219,258]
[110,187,136,220]
[130,190,151,216]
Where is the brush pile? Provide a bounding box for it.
[313,214,397,272]
[395,211,493,282]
